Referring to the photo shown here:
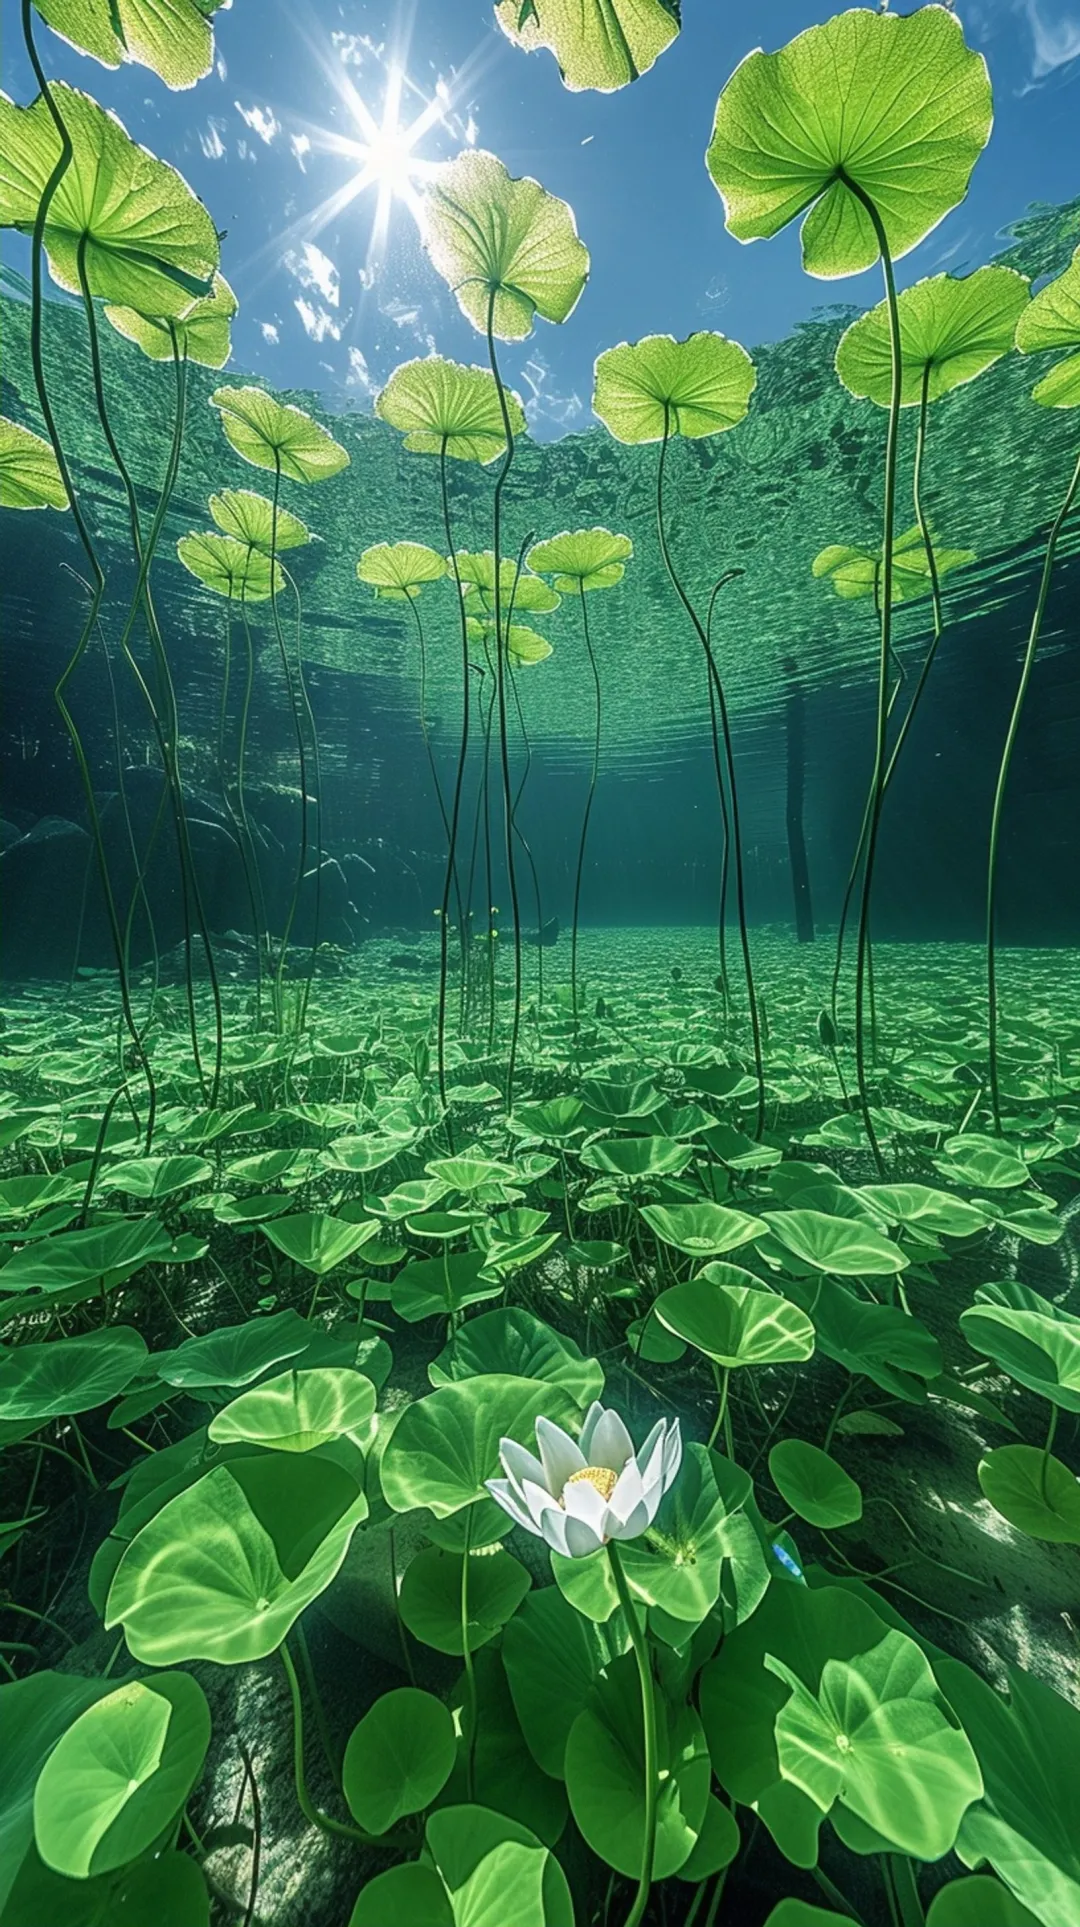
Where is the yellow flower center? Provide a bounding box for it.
[564,1465,618,1503]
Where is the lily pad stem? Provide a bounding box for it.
[279,1640,409,1851]
[461,1505,477,1799]
[607,1540,657,1927]
[485,291,524,1110]
[656,412,765,1138]
[437,438,471,1123]
[571,586,602,1037]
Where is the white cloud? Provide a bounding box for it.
[294,298,341,343]
[284,242,340,308]
[234,101,280,145]
[215,52,227,81]
[1018,0,1080,76]
[384,299,421,329]
[199,119,227,160]
[290,132,311,172]
[332,30,381,67]
[345,346,376,394]
[519,354,582,433]
[259,320,280,344]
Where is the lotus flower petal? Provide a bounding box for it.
[586,1406,635,1473]
[536,1414,586,1492]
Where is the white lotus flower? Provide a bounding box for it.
[486,1402,682,1559]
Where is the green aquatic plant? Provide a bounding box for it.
[527,528,632,1034]
[2,24,223,1129]
[592,330,766,1136]
[422,148,588,1108]
[986,246,1080,1128]
[0,414,67,509]
[210,386,348,1030]
[31,0,226,87]
[495,0,680,91]
[105,270,237,369]
[706,2,993,1171]
[376,355,526,1108]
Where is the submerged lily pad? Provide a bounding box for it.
[177,530,282,602]
[836,267,1030,406]
[1015,244,1080,407]
[376,356,526,461]
[0,417,67,512]
[527,526,632,593]
[593,332,755,443]
[208,488,310,553]
[105,272,237,368]
[357,542,447,599]
[210,386,349,483]
[812,526,974,603]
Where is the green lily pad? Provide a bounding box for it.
[768,1440,862,1529]
[582,1135,692,1178]
[836,266,1030,406]
[640,1200,767,1256]
[380,1373,577,1517]
[177,531,281,602]
[0,1328,146,1421]
[353,1806,573,1927]
[343,1688,456,1835]
[783,1274,941,1403]
[565,1652,711,1878]
[654,1279,815,1368]
[527,526,631,593]
[106,271,236,368]
[399,1545,531,1655]
[261,1212,379,1275]
[99,1154,213,1200]
[705,6,992,278]
[812,526,973,603]
[0,84,218,314]
[208,1366,377,1454]
[208,487,310,553]
[210,386,349,484]
[926,1877,1041,1927]
[977,1446,1080,1544]
[390,1251,503,1323]
[105,1456,368,1663]
[428,1307,602,1409]
[857,1184,987,1239]
[0,1216,174,1296]
[762,1210,907,1276]
[32,0,223,87]
[494,0,679,93]
[156,1308,316,1390]
[423,149,588,340]
[593,331,755,443]
[357,541,447,599]
[934,1135,1031,1189]
[0,416,67,511]
[1015,244,1080,408]
[376,356,526,462]
[960,1293,1080,1411]
[33,1674,209,1879]
[503,1586,628,1778]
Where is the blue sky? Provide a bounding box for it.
[4,0,1080,438]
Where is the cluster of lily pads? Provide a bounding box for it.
[2,1,1080,1925]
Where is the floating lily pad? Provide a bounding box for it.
[423,149,588,340]
[0,417,67,512]
[210,386,349,484]
[593,332,755,443]
[208,1366,377,1454]
[768,1440,862,1529]
[376,356,526,462]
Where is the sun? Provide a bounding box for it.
[313,63,450,266]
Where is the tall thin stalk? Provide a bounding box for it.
[706,573,742,1014]
[838,176,905,1176]
[656,413,765,1137]
[485,296,524,1109]
[987,445,1080,1129]
[21,0,155,1140]
[236,589,271,1020]
[76,260,224,1100]
[406,589,466,958]
[570,586,602,1036]
[436,441,473,1113]
[268,456,310,1030]
[285,567,323,1028]
[218,597,265,1025]
[508,660,546,1018]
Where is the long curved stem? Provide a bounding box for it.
[219,598,264,1025]
[268,457,309,1031]
[485,299,524,1110]
[284,567,322,1028]
[987,444,1080,1129]
[236,591,271,1017]
[656,420,765,1136]
[706,574,741,1015]
[840,177,904,1176]
[22,5,157,1140]
[437,441,472,1114]
[407,591,466,956]
[607,1542,657,1927]
[508,658,545,1018]
[76,264,223,1100]
[571,589,602,1037]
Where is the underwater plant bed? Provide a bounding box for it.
[1,927,1079,1927]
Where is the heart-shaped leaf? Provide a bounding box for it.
[423,149,588,340]
[399,1546,531,1655]
[177,531,282,602]
[640,1200,767,1256]
[593,332,755,443]
[768,1439,862,1528]
[376,356,526,462]
[1015,244,1080,408]
[654,1279,815,1368]
[526,527,632,592]
[106,271,237,368]
[357,541,447,599]
[836,267,1030,406]
[261,1212,379,1275]
[380,1374,578,1517]
[428,1307,602,1410]
[0,1328,146,1421]
[343,1688,456,1834]
[977,1445,1080,1544]
[208,1366,377,1454]
[762,1210,907,1276]
[705,7,992,278]
[208,487,310,553]
[210,386,349,484]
